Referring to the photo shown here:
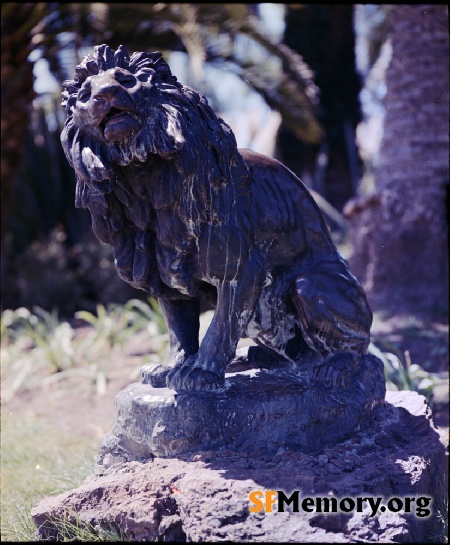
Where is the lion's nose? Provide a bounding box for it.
[92,83,121,102]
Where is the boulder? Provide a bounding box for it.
[32,390,448,543]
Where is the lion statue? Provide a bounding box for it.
[61,44,373,391]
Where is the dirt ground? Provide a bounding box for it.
[3,313,449,455]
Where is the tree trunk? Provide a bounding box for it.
[345,5,448,317]
[1,3,41,308]
[277,5,362,211]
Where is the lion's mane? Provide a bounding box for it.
[61,45,251,295]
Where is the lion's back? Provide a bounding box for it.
[239,149,336,263]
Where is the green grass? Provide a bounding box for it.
[0,413,100,541]
[32,511,126,541]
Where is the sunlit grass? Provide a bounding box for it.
[0,413,98,541]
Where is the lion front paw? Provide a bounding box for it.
[140,362,170,388]
[310,351,361,390]
[166,358,225,392]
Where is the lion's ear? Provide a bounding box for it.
[136,105,186,159]
[153,124,186,159]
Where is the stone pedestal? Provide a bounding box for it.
[97,354,386,467]
[32,390,448,543]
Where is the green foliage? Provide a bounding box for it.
[64,3,322,143]
[19,3,321,146]
[1,502,38,542]
[8,226,145,318]
[9,230,83,317]
[368,342,442,405]
[1,307,75,401]
[76,304,135,352]
[1,299,169,539]
[123,297,168,338]
[1,298,168,399]
[73,298,167,356]
[3,301,445,405]
[76,298,167,348]
[123,298,170,365]
[74,299,168,395]
[3,306,74,371]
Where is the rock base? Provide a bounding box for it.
[32,391,448,543]
[98,354,386,466]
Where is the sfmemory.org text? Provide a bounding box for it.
[248,490,432,518]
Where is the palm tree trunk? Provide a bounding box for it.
[345,4,448,317]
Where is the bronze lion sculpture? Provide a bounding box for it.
[61,44,373,391]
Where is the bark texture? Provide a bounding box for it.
[346,4,448,316]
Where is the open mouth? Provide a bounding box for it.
[100,108,140,141]
[101,108,135,129]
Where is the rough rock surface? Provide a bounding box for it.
[32,391,447,543]
[97,356,386,465]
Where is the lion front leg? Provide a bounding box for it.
[140,298,199,388]
[167,267,263,391]
[142,298,200,388]
[160,298,200,364]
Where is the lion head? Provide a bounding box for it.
[61,44,248,200]
[61,45,250,294]
[61,45,188,188]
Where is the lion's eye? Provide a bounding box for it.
[115,72,137,88]
[136,68,155,83]
[78,88,91,103]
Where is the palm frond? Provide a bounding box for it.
[102,3,323,143]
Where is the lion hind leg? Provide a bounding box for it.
[292,269,372,357]
[291,268,373,389]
